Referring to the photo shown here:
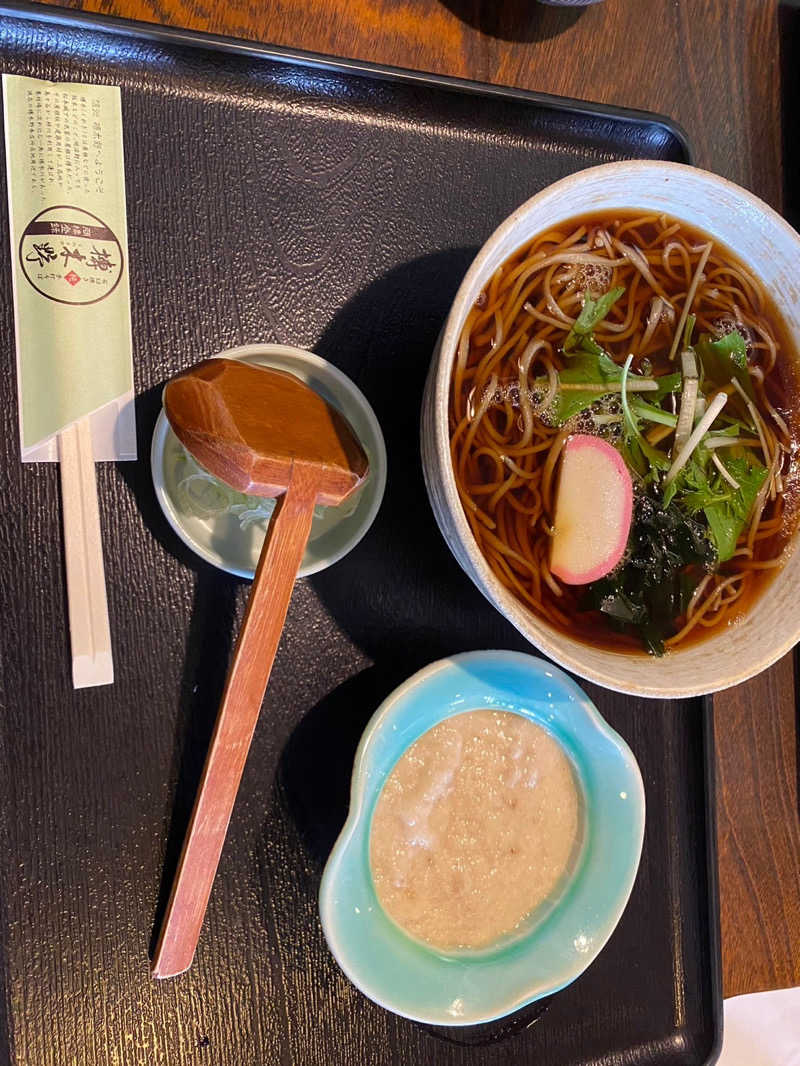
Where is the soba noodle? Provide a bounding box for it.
[450,212,797,654]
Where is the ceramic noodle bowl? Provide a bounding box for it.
[421,161,800,698]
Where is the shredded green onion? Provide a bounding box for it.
[620,353,637,440]
[629,398,678,427]
[673,349,699,454]
[664,390,729,486]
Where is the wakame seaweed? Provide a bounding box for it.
[586,494,717,655]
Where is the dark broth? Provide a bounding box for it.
[450,211,800,655]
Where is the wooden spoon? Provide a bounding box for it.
[151,357,368,979]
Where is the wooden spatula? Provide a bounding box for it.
[151,357,368,979]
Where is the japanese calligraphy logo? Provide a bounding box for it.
[19,205,123,305]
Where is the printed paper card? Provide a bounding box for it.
[3,74,136,461]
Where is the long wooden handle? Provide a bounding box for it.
[151,462,319,979]
[58,418,114,688]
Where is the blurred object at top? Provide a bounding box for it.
[440,0,595,42]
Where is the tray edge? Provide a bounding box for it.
[701,695,724,1066]
[0,0,694,165]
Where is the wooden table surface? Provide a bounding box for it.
[43,0,800,1001]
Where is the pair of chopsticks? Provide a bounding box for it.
[58,418,113,688]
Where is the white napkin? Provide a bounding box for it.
[719,987,800,1065]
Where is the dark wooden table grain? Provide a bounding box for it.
[33,0,800,1004]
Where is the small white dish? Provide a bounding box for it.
[151,343,387,578]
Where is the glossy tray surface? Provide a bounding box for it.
[0,5,719,1064]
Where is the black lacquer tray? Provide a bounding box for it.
[0,4,720,1064]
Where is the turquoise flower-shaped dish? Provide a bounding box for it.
[319,650,645,1026]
